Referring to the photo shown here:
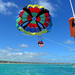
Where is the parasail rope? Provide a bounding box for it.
[43,36,74,50]
[69,0,75,17]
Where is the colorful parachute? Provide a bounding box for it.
[69,0,75,38]
[69,17,75,37]
[16,4,52,36]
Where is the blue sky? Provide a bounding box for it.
[0,0,75,63]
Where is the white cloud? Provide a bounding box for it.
[6,47,21,51]
[0,47,74,62]
[1,50,8,53]
[64,40,75,44]
[7,52,23,56]
[0,47,48,62]
[24,52,47,57]
[7,47,13,50]
[4,2,18,8]
[0,0,18,15]
[20,44,28,48]
[6,51,47,58]
[53,55,73,58]
[38,0,55,16]
[68,48,75,51]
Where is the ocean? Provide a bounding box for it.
[0,64,75,75]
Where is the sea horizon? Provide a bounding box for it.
[0,60,75,64]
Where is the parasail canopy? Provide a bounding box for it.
[16,4,52,35]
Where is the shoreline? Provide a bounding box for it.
[0,61,74,64]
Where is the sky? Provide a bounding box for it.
[0,0,75,63]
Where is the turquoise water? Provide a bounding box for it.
[0,64,75,75]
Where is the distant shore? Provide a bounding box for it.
[0,61,75,64]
